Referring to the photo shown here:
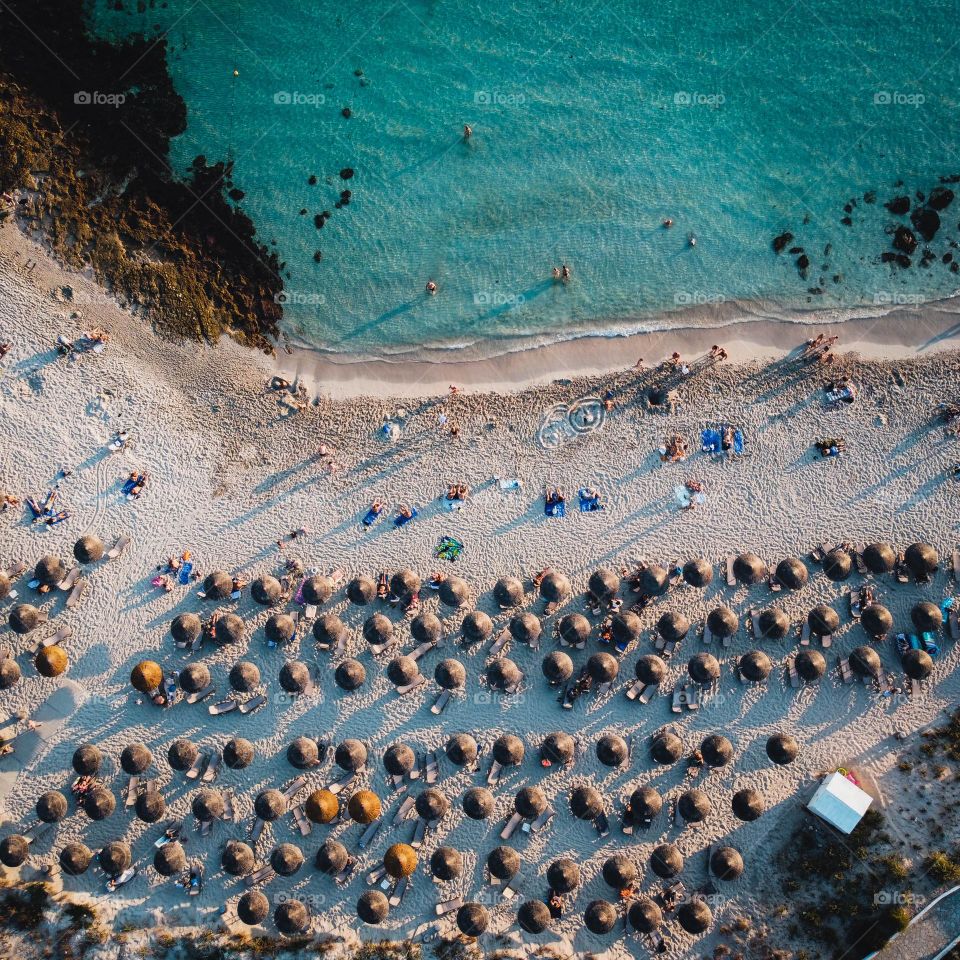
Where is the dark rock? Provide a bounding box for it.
[340,168,354,180]
[832,274,842,283]
[341,107,351,118]
[910,207,940,242]
[880,252,896,263]
[843,203,853,214]
[863,191,876,204]
[341,190,352,200]
[772,232,793,254]
[885,196,910,215]
[354,68,364,77]
[323,211,332,219]
[952,262,960,273]
[313,251,322,262]
[334,201,342,209]
[802,214,810,224]
[788,246,803,255]
[228,188,244,202]
[824,244,832,256]
[928,186,954,211]
[796,254,810,271]
[943,252,953,263]
[308,175,317,185]
[916,191,925,202]
[313,214,324,229]
[895,254,911,268]
[893,226,917,254]
[807,287,824,294]
[359,78,370,87]
[840,216,852,226]
[299,208,307,215]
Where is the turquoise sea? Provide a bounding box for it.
[91,0,960,358]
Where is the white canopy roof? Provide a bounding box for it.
[807,771,873,834]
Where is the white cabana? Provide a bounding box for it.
[807,771,872,834]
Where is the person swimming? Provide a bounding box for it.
[463,124,473,139]
[426,280,438,295]
[561,264,571,281]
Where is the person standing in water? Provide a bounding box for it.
[463,124,473,139]
[426,280,438,295]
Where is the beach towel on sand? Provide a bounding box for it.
[177,562,194,585]
[362,506,384,527]
[701,428,722,453]
[434,537,464,561]
[544,500,566,518]
[394,507,419,528]
[578,490,603,512]
[733,430,745,455]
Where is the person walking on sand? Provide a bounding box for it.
[449,384,460,396]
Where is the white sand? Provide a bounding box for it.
[1,224,959,958]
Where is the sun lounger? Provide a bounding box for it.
[409,640,437,661]
[396,675,425,695]
[185,751,206,780]
[594,811,610,837]
[489,629,510,656]
[186,684,215,704]
[238,694,266,714]
[525,805,556,834]
[334,858,358,885]
[769,573,782,592]
[282,776,307,800]
[244,865,275,888]
[57,567,81,591]
[436,897,463,917]
[638,683,658,704]
[106,535,130,560]
[425,751,439,784]
[838,657,855,685]
[222,791,236,823]
[953,548,960,583]
[201,750,221,783]
[895,553,909,583]
[208,699,237,716]
[800,622,811,646]
[787,659,800,688]
[125,776,140,807]
[725,556,736,586]
[625,680,644,701]
[908,677,923,697]
[357,817,382,850]
[389,875,410,907]
[750,608,762,643]
[4,561,26,579]
[702,620,713,644]
[65,578,87,609]
[198,818,212,837]
[367,865,387,886]
[500,812,523,840]
[950,609,959,641]
[328,772,356,795]
[685,683,700,710]
[820,632,833,649]
[41,626,72,648]
[853,544,867,575]
[671,686,684,713]
[410,818,428,849]
[409,755,422,780]
[596,680,612,696]
[392,795,416,826]
[431,689,452,714]
[810,542,834,563]
[250,818,265,844]
[487,759,503,786]
[848,588,862,619]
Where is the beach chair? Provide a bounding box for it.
[949,609,959,641]
[953,548,960,583]
[769,574,782,593]
[244,865,275,888]
[238,694,266,715]
[65,578,87,609]
[750,609,762,643]
[283,776,307,801]
[489,629,510,656]
[57,567,80,591]
[431,690,452,714]
[685,684,701,710]
[389,876,410,908]
[391,796,416,826]
[526,805,556,834]
[838,657,856,685]
[500,812,524,840]
[671,686,684,713]
[106,535,130,560]
[487,760,503,786]
[425,752,439,784]
[201,750,221,783]
[222,790,237,823]
[638,683,658,704]
[41,626,72,648]
[334,858,358,885]
[249,817,265,844]
[208,699,237,716]
[411,818,428,849]
[787,659,800,689]
[357,817,382,850]
[185,751,206,781]
[702,620,713,644]
[125,776,140,807]
[799,622,811,646]
[625,680,644,701]
[328,772,356,795]
[810,542,834,563]
[198,818,212,837]
[186,684,215,704]
[367,865,387,886]
[436,897,463,917]
[396,675,426,696]
[725,556,736,587]
[848,588,863,619]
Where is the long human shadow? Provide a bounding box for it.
[918,321,960,351]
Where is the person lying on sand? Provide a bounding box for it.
[0,343,10,360]
[1,493,20,512]
[544,486,565,505]
[428,571,446,590]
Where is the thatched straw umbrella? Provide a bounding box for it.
[73,744,102,776]
[863,542,896,574]
[278,660,310,694]
[0,659,21,690]
[903,648,934,680]
[36,790,68,823]
[795,649,827,682]
[135,790,165,823]
[363,614,394,647]
[493,576,524,608]
[73,535,104,564]
[629,898,663,934]
[271,842,304,877]
[99,841,132,876]
[192,789,225,822]
[275,900,310,935]
[657,612,689,643]
[707,607,739,639]
[701,734,734,768]
[651,732,683,764]
[677,898,713,934]
[82,785,115,820]
[178,662,210,694]
[766,733,799,765]
[0,572,8,602]
[214,613,244,645]
[430,846,463,881]
[120,743,153,775]
[514,786,547,819]
[335,739,367,772]
[734,552,768,585]
[35,555,65,587]
[335,659,366,691]
[648,387,669,407]
[301,575,332,606]
[384,842,417,878]
[862,604,893,639]
[228,661,259,693]
[59,842,92,876]
[688,652,720,685]
[493,734,524,767]
[488,846,521,880]
[850,645,882,678]
[446,734,478,767]
[570,784,603,820]
[754,607,788,640]
[0,835,28,867]
[287,737,319,769]
[678,789,712,823]
[650,843,683,879]
[487,658,522,691]
[584,900,617,935]
[630,786,663,823]
[808,604,839,636]
[547,858,580,892]
[518,900,552,934]
[558,613,591,646]
[390,569,421,600]
[541,732,576,767]
[635,655,667,685]
[596,734,628,767]
[739,650,772,683]
[237,891,269,925]
[131,660,163,693]
[387,656,419,686]
[711,846,744,880]
[251,575,281,605]
[510,612,542,646]
[587,652,618,684]
[457,903,489,937]
[912,601,943,632]
[170,614,201,647]
[461,611,493,643]
[9,603,46,634]
[347,790,381,824]
[357,890,389,925]
[539,571,570,603]
[384,743,416,777]
[315,840,349,875]
[254,789,287,821]
[202,571,232,600]
[265,613,295,645]
[610,612,642,646]
[305,789,339,824]
[775,557,809,590]
[541,651,574,685]
[905,542,938,579]
[823,549,852,582]
[638,564,670,596]
[167,739,198,772]
[588,568,620,600]
[36,645,68,677]
[602,855,637,890]
[682,558,712,588]
[435,659,466,690]
[439,576,470,608]
[463,787,494,820]
[732,788,764,821]
[154,842,186,876]
[412,612,442,644]
[348,575,377,605]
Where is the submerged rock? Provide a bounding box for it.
[885,196,910,215]
[340,168,354,180]
[893,226,917,254]
[928,186,954,211]
[910,207,940,242]
[772,232,793,254]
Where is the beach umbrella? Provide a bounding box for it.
[335,739,367,771]
[863,542,896,574]
[9,603,45,634]
[384,842,417,878]
[135,790,165,823]
[301,575,332,606]
[347,575,376,605]
[446,734,478,767]
[488,846,521,880]
[734,552,768,585]
[0,659,21,690]
[808,605,839,636]
[611,612,642,646]
[363,614,393,647]
[650,843,684,879]
[98,841,131,876]
[0,835,28,867]
[635,654,667,685]
[732,788,764,822]
[305,789,339,824]
[682,558,712,588]
[435,658,466,690]
[905,542,938,578]
[758,607,790,639]
[170,613,201,647]
[602,855,637,890]
[596,734,628,767]
[357,890,389,925]
[82,785,115,820]
[463,787,495,820]
[739,650,772,682]
[648,387,669,406]
[487,658,522,691]
[688,652,720,685]
[823,549,852,582]
[415,789,449,822]
[215,613,244,645]
[35,555,65,587]
[384,743,416,777]
[120,743,152,775]
[903,648,934,680]
[795,649,827,682]
[387,655,420,686]
[59,842,92,876]
[775,557,809,590]
[711,846,744,881]
[36,790,68,823]
[177,663,212,697]
[275,900,310,935]
[439,576,470,608]
[254,789,287,821]
[461,611,493,642]
[36,645,68,677]
[540,732,575,767]
[629,898,663,934]
[678,789,712,823]
[493,576,524,608]
[315,840,349,875]
[457,903,489,938]
[202,571,232,600]
[154,842,186,876]
[0,573,8,601]
[862,604,893,639]
[287,737,319,769]
[493,734,525,767]
[707,607,739,639]
[701,734,734,767]
[678,899,713,934]
[912,601,943,632]
[850,645,882,678]
[335,659,366,691]
[630,786,663,822]
[651,732,683,764]
[237,891,270,925]
[541,651,574,684]
[766,733,799,765]
[167,739,197,772]
[312,614,347,649]
[588,568,620,600]
[584,900,617,935]
[430,846,463,881]
[657,611,690,642]
[587,652,618,684]
[192,789,225,822]
[228,661,260,693]
[638,564,670,596]
[251,575,281,605]
[73,535,104,564]
[412,612,442,644]
[278,660,310,694]
[547,858,580,893]
[514,786,547,819]
[539,571,570,603]
[518,900,552,934]
[390,569,421,600]
[510,612,542,645]
[265,613,295,645]
[73,744,102,776]
[271,842,304,877]
[570,784,603,820]
[558,613,591,646]
[347,790,381,824]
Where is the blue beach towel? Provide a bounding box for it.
[701,428,721,453]
[578,489,603,512]
[733,430,745,455]
[177,562,194,585]
[545,500,566,518]
[362,506,383,527]
[394,507,419,528]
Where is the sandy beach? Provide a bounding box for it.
[1,222,959,960]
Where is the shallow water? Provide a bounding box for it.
[91,0,960,357]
